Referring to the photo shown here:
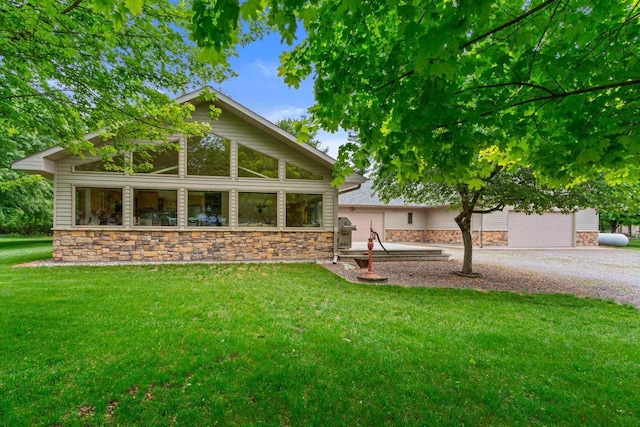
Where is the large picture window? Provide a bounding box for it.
[132,149,178,174]
[285,163,324,180]
[286,194,323,227]
[238,144,278,178]
[74,156,126,172]
[133,189,178,226]
[238,192,277,227]
[187,134,230,176]
[75,187,123,226]
[187,191,229,227]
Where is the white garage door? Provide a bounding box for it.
[508,212,574,248]
[341,212,385,242]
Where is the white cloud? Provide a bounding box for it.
[251,59,279,78]
[262,106,308,122]
[316,129,349,158]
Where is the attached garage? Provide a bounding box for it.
[508,212,575,248]
[340,211,384,242]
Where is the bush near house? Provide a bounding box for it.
[1,239,639,426]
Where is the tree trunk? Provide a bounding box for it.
[455,208,474,275]
[609,220,619,233]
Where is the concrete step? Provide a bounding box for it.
[338,248,451,263]
[339,249,445,257]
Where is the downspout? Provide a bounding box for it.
[334,184,362,263]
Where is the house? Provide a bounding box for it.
[12,88,366,262]
[338,181,599,248]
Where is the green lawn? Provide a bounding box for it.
[626,239,640,250]
[1,239,639,426]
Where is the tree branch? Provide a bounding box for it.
[374,0,559,93]
[456,81,557,96]
[473,204,505,214]
[509,78,640,109]
[460,0,559,50]
[61,0,85,15]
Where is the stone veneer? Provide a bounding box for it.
[53,230,334,262]
[388,228,598,247]
[386,229,509,246]
[576,231,599,246]
[385,229,427,243]
[422,230,509,246]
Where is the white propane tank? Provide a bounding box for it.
[598,233,629,247]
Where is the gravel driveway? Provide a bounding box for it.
[457,246,640,288]
[323,246,640,309]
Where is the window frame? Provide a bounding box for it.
[185,133,232,177]
[186,190,231,228]
[285,193,324,228]
[132,188,179,227]
[237,143,279,180]
[73,186,125,227]
[237,191,279,228]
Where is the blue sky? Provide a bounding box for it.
[211,32,347,158]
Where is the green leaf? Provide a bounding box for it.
[125,0,144,15]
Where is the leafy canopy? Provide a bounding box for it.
[0,134,54,234]
[193,0,640,186]
[275,116,328,153]
[1,0,231,157]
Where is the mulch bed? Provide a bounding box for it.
[321,259,640,310]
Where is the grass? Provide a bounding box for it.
[626,239,640,250]
[0,239,639,426]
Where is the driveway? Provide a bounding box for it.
[450,246,640,288]
[329,244,640,309]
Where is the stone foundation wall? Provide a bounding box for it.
[53,230,334,262]
[576,231,599,246]
[421,230,459,244]
[385,229,427,243]
[478,231,509,246]
[386,229,509,246]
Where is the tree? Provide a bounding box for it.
[1,0,231,161]
[0,135,54,235]
[275,116,329,153]
[375,165,601,275]
[595,181,640,233]
[192,0,640,185]
[187,0,640,274]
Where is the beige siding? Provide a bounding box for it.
[345,211,384,241]
[53,158,74,228]
[52,101,338,231]
[123,186,132,227]
[575,208,599,231]
[479,210,509,231]
[424,207,459,230]
[381,208,430,229]
[324,191,335,229]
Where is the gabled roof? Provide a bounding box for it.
[339,180,424,207]
[12,87,366,187]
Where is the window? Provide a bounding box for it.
[74,156,125,172]
[187,191,229,227]
[133,189,178,226]
[75,187,123,226]
[238,144,278,178]
[408,212,413,225]
[285,163,324,180]
[132,149,178,174]
[187,134,231,176]
[238,192,277,227]
[286,194,323,227]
